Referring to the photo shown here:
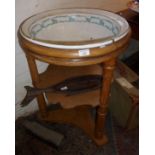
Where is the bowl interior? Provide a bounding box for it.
[29,14,119,43]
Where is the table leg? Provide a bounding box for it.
[95,59,116,140]
[26,54,47,118]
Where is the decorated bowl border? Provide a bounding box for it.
[29,14,120,39]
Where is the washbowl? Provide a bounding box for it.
[19,8,130,50]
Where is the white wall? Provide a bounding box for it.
[15,0,129,119]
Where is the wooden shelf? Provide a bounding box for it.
[38,105,108,146]
[38,64,102,108]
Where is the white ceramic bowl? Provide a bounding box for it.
[20,8,130,49]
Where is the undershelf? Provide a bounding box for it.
[38,64,102,108]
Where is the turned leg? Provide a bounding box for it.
[26,54,47,118]
[95,59,116,139]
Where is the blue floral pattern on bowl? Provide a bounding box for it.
[30,15,119,38]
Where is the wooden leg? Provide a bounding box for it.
[26,54,47,118]
[95,59,116,140]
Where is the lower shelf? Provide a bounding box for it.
[38,105,108,146]
[39,64,102,108]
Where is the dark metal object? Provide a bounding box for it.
[21,74,102,107]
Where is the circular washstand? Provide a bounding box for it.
[18,8,131,145]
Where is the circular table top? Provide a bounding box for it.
[19,8,130,49]
[18,8,131,66]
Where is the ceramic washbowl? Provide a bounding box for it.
[19,8,130,50]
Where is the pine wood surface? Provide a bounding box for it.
[18,9,131,145]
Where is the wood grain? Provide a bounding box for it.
[18,13,131,145]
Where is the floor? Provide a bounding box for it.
[15,109,138,155]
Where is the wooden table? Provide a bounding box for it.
[18,23,131,146]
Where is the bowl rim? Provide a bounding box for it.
[19,8,130,49]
